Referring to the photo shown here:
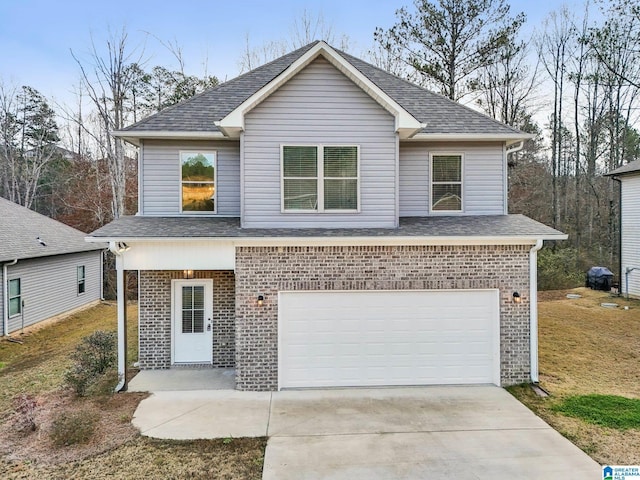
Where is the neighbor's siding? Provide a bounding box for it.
[5,250,102,334]
[0,268,4,336]
[140,140,240,216]
[242,56,397,228]
[399,142,505,216]
[622,175,640,297]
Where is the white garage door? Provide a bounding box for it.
[278,290,500,389]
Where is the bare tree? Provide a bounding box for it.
[71,28,143,220]
[537,8,575,229]
[238,10,351,73]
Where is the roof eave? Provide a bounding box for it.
[85,233,568,244]
[409,133,535,145]
[112,130,227,146]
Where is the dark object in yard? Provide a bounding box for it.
[586,266,614,291]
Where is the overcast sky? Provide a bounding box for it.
[0,0,578,108]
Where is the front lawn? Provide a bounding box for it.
[510,287,640,465]
[0,302,265,479]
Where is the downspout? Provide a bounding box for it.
[2,259,18,336]
[612,176,623,295]
[529,239,544,384]
[626,267,639,300]
[100,250,105,301]
[109,241,128,392]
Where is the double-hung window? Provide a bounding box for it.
[180,151,216,213]
[77,266,86,295]
[431,153,463,212]
[8,278,21,317]
[282,145,359,212]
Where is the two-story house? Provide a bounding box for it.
[87,41,566,392]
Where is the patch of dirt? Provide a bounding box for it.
[0,389,147,466]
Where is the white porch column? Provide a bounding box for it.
[115,252,127,392]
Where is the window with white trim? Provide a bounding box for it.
[431,154,462,212]
[282,145,359,212]
[77,265,86,295]
[8,278,21,317]
[180,151,216,213]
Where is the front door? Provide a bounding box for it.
[172,279,213,364]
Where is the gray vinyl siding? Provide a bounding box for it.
[621,175,640,297]
[399,142,506,216]
[141,140,240,216]
[0,268,3,335]
[4,251,102,335]
[242,57,397,228]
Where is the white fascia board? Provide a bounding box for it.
[85,234,567,246]
[216,41,424,139]
[409,133,535,145]
[112,130,227,146]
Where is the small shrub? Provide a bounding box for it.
[12,394,38,432]
[50,410,98,446]
[87,370,120,398]
[538,247,585,290]
[65,330,117,397]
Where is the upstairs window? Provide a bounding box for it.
[431,154,462,212]
[282,145,359,212]
[8,278,21,317]
[77,265,86,295]
[181,151,216,213]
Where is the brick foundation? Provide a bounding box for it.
[234,245,531,391]
[138,270,235,369]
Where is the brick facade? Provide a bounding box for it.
[138,270,235,369]
[234,245,531,391]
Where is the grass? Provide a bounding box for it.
[509,287,640,465]
[552,395,640,430]
[0,302,266,479]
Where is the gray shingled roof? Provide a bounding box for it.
[120,41,523,137]
[0,197,106,262]
[606,160,640,177]
[88,215,565,240]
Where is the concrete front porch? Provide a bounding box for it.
[128,368,236,392]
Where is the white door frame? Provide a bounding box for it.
[171,279,213,364]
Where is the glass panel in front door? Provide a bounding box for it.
[181,285,205,334]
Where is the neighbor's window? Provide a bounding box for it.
[431,154,462,212]
[282,145,358,212]
[77,265,86,295]
[181,151,216,212]
[8,278,21,317]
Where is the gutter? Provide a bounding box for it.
[529,239,544,383]
[109,242,130,392]
[2,259,18,337]
[506,141,525,155]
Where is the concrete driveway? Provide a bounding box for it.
[132,385,601,479]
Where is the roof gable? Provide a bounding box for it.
[115,41,530,145]
[215,42,424,139]
[0,197,105,262]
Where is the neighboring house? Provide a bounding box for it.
[607,159,640,298]
[87,41,566,392]
[0,197,105,336]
